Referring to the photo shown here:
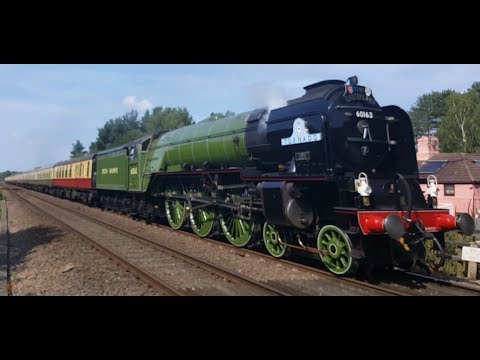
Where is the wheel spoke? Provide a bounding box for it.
[238,220,245,235]
[331,258,338,269]
[323,255,333,264]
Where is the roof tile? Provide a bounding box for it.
[418,153,480,183]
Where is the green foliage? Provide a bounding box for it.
[437,90,480,153]
[140,106,193,134]
[408,90,453,139]
[70,140,88,159]
[205,110,236,121]
[469,81,480,94]
[0,189,3,201]
[445,229,475,243]
[89,110,143,152]
[409,81,480,154]
[426,231,475,278]
[89,107,194,153]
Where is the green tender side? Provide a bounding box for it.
[96,149,129,191]
[144,111,252,178]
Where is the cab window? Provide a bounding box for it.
[129,147,137,161]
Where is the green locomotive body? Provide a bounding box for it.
[96,136,152,192]
[144,111,251,175]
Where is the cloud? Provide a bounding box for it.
[122,95,153,114]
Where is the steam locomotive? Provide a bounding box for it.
[6,76,474,275]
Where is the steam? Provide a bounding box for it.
[245,82,288,111]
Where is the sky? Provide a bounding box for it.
[1,64,480,172]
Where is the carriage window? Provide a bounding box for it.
[87,162,90,177]
[444,184,455,196]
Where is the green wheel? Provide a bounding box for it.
[219,213,254,247]
[165,197,186,230]
[189,193,216,237]
[188,185,216,237]
[263,222,287,258]
[317,225,356,275]
[190,208,215,237]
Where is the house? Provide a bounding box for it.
[416,136,480,216]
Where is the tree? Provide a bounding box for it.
[140,109,151,132]
[140,106,193,134]
[437,90,480,153]
[206,110,235,121]
[89,110,143,152]
[469,81,480,94]
[409,90,454,139]
[70,140,88,159]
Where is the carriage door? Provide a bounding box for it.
[128,145,141,191]
[92,156,97,188]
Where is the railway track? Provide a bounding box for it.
[386,270,480,296]
[4,185,408,296]
[210,241,480,296]
[104,202,480,296]
[149,221,412,296]
[9,188,297,296]
[9,185,478,296]
[158,225,480,296]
